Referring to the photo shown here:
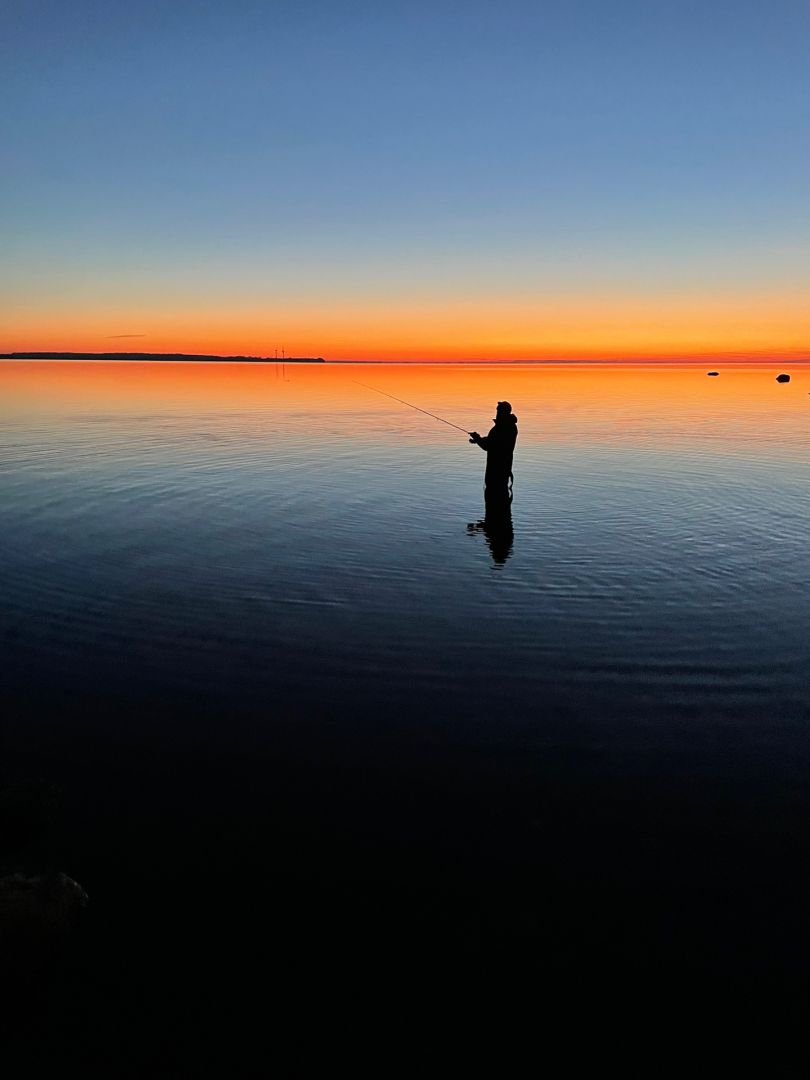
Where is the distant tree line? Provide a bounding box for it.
[0,352,326,362]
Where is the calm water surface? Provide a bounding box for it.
[3,361,810,725]
[1,362,809,1047]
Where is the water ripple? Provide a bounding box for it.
[2,365,810,720]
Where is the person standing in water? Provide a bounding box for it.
[469,400,518,499]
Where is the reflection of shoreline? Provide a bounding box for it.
[467,493,514,566]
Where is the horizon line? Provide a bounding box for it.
[3,349,809,367]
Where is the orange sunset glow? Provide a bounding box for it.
[4,289,809,362]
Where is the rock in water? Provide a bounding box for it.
[776,373,791,383]
[707,371,719,376]
[0,871,89,978]
[0,870,88,928]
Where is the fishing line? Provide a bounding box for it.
[352,380,470,435]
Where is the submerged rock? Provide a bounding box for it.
[776,373,791,383]
[0,871,88,930]
[0,871,88,977]
[707,371,719,376]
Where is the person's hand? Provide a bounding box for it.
[469,431,480,444]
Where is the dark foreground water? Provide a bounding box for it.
[1,362,808,1069]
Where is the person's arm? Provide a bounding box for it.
[469,431,489,449]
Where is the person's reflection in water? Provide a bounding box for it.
[468,490,514,565]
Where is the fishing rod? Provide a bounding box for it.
[352,380,471,435]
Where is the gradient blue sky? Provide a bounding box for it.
[3,0,809,358]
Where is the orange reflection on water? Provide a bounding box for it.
[1,361,809,451]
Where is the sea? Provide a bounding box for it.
[1,360,808,1064]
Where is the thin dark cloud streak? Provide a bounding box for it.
[106,334,146,338]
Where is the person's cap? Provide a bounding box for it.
[496,400,512,412]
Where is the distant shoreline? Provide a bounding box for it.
[1,353,807,366]
[0,352,325,363]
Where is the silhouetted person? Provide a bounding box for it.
[469,400,518,499]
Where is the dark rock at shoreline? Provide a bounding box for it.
[776,373,791,383]
[707,371,719,376]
